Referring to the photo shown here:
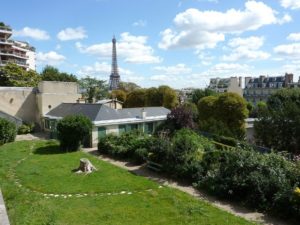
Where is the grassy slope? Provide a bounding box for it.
[0,140,256,225]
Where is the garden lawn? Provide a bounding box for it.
[0,140,256,225]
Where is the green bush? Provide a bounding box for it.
[196,148,300,218]
[17,123,34,134]
[0,118,16,145]
[57,115,92,151]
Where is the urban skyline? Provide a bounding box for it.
[1,0,300,88]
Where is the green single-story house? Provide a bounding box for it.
[44,103,170,147]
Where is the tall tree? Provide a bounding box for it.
[79,77,108,103]
[255,88,300,154]
[110,89,127,102]
[198,93,248,139]
[0,63,40,87]
[124,89,146,108]
[145,87,161,106]
[191,88,216,105]
[158,85,178,109]
[41,65,77,82]
[119,81,141,92]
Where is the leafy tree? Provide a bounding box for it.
[182,102,199,121]
[79,76,108,103]
[191,88,216,105]
[124,89,146,107]
[0,118,16,145]
[40,65,77,82]
[110,89,127,102]
[0,63,41,87]
[145,87,161,106]
[255,88,300,154]
[166,105,196,131]
[198,93,248,139]
[119,81,141,92]
[57,115,92,151]
[158,85,178,109]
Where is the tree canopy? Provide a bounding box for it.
[79,76,108,103]
[198,92,248,139]
[119,82,141,92]
[0,63,40,87]
[109,89,127,102]
[191,88,216,105]
[254,88,300,154]
[40,65,77,82]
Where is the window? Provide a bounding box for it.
[44,119,50,129]
[98,127,106,138]
[119,125,126,134]
[144,122,154,134]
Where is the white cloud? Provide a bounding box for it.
[280,0,300,9]
[132,20,147,27]
[159,1,289,50]
[14,27,50,40]
[77,61,133,77]
[150,75,178,82]
[210,63,250,73]
[76,32,162,64]
[153,64,192,75]
[36,51,66,65]
[287,33,300,41]
[274,43,300,58]
[57,27,87,41]
[222,36,270,61]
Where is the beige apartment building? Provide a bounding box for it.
[208,77,243,96]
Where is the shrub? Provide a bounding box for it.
[0,118,16,145]
[196,148,300,218]
[57,115,92,151]
[17,123,34,134]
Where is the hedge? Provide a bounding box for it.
[0,118,16,145]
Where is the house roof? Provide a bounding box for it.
[96,99,123,104]
[45,103,170,123]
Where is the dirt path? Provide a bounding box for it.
[83,147,293,225]
[15,132,49,141]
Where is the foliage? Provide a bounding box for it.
[145,87,161,106]
[182,102,199,121]
[0,118,16,145]
[110,89,127,102]
[40,65,77,82]
[98,130,152,163]
[17,123,34,134]
[166,105,196,132]
[124,89,146,107]
[196,148,300,218]
[158,85,178,109]
[57,115,92,151]
[191,88,216,105]
[198,93,248,139]
[255,88,300,154]
[248,101,267,118]
[79,76,108,102]
[0,63,41,87]
[119,81,141,92]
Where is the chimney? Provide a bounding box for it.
[141,108,146,119]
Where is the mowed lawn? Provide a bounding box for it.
[0,140,256,225]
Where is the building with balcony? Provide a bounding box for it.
[243,73,296,104]
[208,77,243,96]
[0,22,35,70]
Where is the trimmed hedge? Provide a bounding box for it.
[0,118,16,145]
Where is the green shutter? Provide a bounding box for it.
[98,127,106,138]
[119,125,126,134]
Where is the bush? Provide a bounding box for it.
[17,123,34,134]
[0,118,16,145]
[196,148,300,218]
[57,115,92,151]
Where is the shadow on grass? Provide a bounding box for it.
[34,143,65,155]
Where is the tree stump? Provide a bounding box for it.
[75,158,97,174]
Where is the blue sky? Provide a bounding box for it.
[2,0,300,88]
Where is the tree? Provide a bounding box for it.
[40,65,77,82]
[145,87,161,106]
[191,88,216,105]
[166,105,196,131]
[0,63,41,87]
[110,89,127,102]
[119,82,141,92]
[255,88,300,154]
[158,85,178,109]
[124,89,146,107]
[57,115,92,151]
[79,76,108,103]
[198,93,248,139]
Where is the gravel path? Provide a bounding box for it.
[83,147,293,225]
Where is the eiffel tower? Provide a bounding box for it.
[109,36,120,91]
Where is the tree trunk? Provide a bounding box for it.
[75,158,97,174]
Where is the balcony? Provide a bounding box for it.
[0,26,12,35]
[0,50,28,59]
[0,59,29,68]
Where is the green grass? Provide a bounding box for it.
[0,140,256,225]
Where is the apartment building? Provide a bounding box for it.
[243,73,295,104]
[0,22,35,71]
[208,77,243,96]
